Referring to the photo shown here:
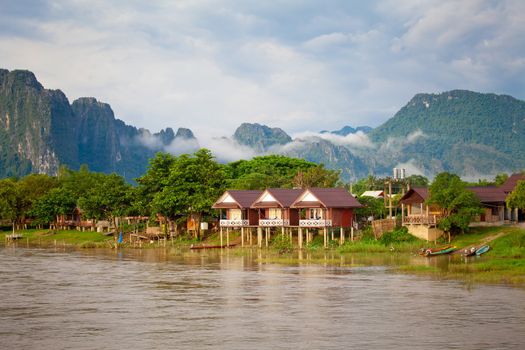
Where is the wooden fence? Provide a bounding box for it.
[371,218,398,239]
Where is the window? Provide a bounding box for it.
[268,208,282,219]
[309,208,323,219]
[229,209,241,220]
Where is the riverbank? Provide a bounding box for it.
[2,226,524,286]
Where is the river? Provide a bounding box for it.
[1,247,524,349]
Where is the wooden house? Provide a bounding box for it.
[251,188,303,227]
[399,187,444,241]
[212,190,262,227]
[499,173,525,222]
[290,188,362,228]
[467,186,506,224]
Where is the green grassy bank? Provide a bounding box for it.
[2,226,524,286]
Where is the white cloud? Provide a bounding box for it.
[0,0,523,136]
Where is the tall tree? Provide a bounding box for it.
[29,188,77,227]
[0,179,19,234]
[292,164,341,188]
[506,180,525,212]
[78,173,131,231]
[427,172,481,242]
[152,149,226,238]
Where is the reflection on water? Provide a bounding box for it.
[1,247,524,350]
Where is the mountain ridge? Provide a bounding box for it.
[2,69,524,182]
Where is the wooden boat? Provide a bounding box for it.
[190,243,237,250]
[419,245,455,257]
[475,245,490,256]
[463,247,477,257]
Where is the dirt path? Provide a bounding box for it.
[453,230,510,254]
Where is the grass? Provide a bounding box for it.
[3,225,525,286]
[394,226,525,285]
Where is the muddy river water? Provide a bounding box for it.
[1,247,524,349]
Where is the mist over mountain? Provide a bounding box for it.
[1,69,524,182]
[0,69,198,182]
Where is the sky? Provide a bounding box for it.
[1,0,524,139]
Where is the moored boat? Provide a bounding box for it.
[419,245,456,257]
[475,245,490,256]
[463,247,477,257]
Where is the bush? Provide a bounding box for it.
[271,234,293,253]
[379,227,417,246]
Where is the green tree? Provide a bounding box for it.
[226,155,316,189]
[427,172,482,242]
[135,152,177,216]
[292,164,341,188]
[152,149,226,238]
[506,180,525,211]
[78,173,131,232]
[355,196,387,222]
[406,174,429,187]
[494,173,509,186]
[0,179,19,234]
[29,188,77,227]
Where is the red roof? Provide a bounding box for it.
[252,188,303,208]
[212,190,262,209]
[467,186,506,203]
[291,188,362,208]
[399,187,429,204]
[500,173,525,193]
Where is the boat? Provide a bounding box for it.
[463,247,477,257]
[419,245,456,257]
[475,245,490,256]
[190,243,237,250]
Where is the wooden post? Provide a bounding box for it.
[220,227,223,247]
[340,227,344,245]
[389,179,393,219]
[257,227,262,248]
[306,228,309,243]
[265,228,269,247]
[298,227,303,248]
[515,208,519,222]
[323,227,327,248]
[331,229,334,241]
[289,227,292,243]
[241,227,244,247]
[226,227,230,247]
[401,203,405,225]
[351,226,354,241]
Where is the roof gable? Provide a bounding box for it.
[399,187,428,205]
[292,188,362,208]
[500,173,525,193]
[212,190,262,209]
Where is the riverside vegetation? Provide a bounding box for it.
[2,225,524,286]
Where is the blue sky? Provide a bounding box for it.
[1,0,524,138]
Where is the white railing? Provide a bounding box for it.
[259,219,290,227]
[299,219,332,227]
[403,215,440,225]
[220,219,249,227]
